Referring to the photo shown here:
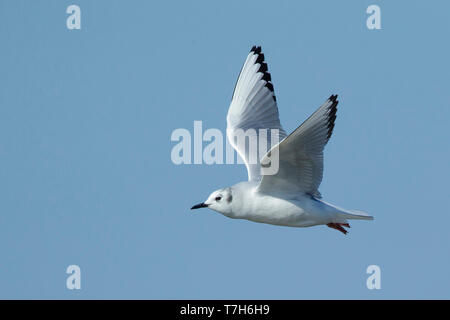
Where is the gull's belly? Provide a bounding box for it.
[238,194,329,227]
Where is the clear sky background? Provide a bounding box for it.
[0,0,449,299]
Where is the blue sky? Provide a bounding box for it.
[0,0,449,299]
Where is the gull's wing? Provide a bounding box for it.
[258,95,338,198]
[226,46,287,181]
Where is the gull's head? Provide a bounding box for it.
[191,187,233,215]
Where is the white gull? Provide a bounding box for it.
[191,46,373,234]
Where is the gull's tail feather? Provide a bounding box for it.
[319,199,374,221]
[338,209,374,221]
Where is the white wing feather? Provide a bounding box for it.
[258,95,338,198]
[226,46,287,181]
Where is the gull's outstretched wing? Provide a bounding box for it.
[258,95,338,198]
[226,46,287,181]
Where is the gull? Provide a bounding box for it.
[191,46,373,234]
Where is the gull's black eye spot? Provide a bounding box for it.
[215,196,222,201]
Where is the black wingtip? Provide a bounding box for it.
[258,62,268,73]
[261,72,271,82]
[329,94,338,102]
[326,94,339,140]
[248,46,276,101]
[265,82,274,92]
[250,45,262,54]
[255,53,265,64]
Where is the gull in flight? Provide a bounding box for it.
[191,46,373,234]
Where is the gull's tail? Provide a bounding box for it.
[317,199,374,221]
[337,209,374,221]
[323,202,373,234]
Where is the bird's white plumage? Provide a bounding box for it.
[192,46,373,234]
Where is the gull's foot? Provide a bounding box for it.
[326,223,351,235]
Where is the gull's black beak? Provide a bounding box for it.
[191,203,208,210]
